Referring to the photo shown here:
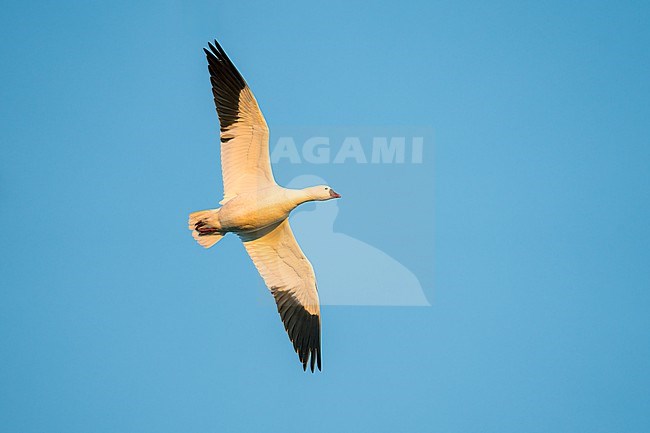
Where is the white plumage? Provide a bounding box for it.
[188,40,341,372]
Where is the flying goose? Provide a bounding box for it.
[188,40,341,372]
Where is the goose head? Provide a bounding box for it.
[304,185,342,201]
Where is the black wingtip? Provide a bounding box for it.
[271,289,322,374]
[206,39,228,60]
[204,41,222,63]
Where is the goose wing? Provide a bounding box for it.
[204,41,275,204]
[240,220,322,372]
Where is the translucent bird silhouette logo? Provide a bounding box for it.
[287,175,430,306]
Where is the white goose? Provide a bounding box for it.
[188,40,341,372]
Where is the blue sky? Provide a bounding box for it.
[1,1,650,432]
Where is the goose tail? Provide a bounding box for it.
[188,209,224,248]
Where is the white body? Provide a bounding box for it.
[217,187,307,233]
